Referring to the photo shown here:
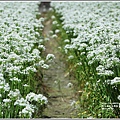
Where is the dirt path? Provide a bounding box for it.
[41,12,78,118]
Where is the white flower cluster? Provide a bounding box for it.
[46,54,55,62]
[0,2,48,118]
[14,92,48,118]
[51,2,120,102]
[26,92,48,104]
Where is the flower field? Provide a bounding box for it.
[51,2,120,118]
[0,2,56,118]
[0,1,120,118]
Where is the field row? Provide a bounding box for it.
[51,2,120,118]
[0,2,55,118]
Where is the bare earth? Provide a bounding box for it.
[41,12,78,118]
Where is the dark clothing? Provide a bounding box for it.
[39,2,51,12]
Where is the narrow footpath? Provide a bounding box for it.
[41,12,78,118]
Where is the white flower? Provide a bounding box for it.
[68,55,74,60]
[96,65,114,76]
[44,37,50,41]
[46,54,55,61]
[26,92,36,102]
[117,95,120,100]
[10,77,21,82]
[70,100,76,106]
[19,104,35,118]
[41,64,49,69]
[23,84,29,87]
[54,81,58,84]
[32,49,40,56]
[97,70,114,76]
[41,96,48,104]
[14,98,28,106]
[26,92,48,104]
[38,45,46,51]
[67,82,73,88]
[39,60,44,66]
[3,98,11,103]
[76,62,82,66]
[0,85,4,90]
[110,77,120,85]
[49,30,53,34]
[52,20,57,25]
[4,83,10,91]
[8,89,21,98]
[52,34,57,38]
[51,15,55,19]
[7,52,20,61]
[86,82,89,85]
[55,29,60,34]
[96,65,105,72]
[64,39,70,43]
[0,73,4,80]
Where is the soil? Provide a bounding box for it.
[41,11,79,118]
